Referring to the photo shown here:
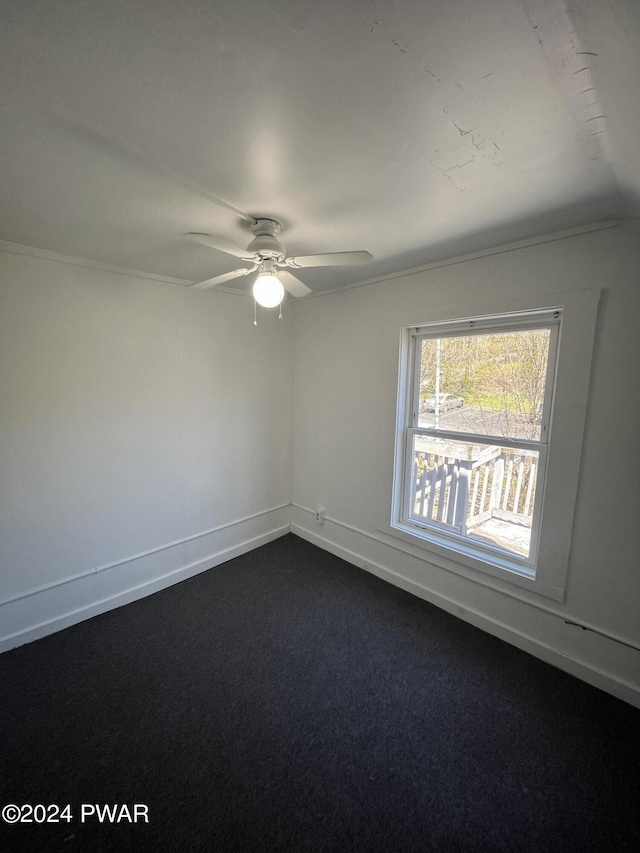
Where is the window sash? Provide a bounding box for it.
[408,317,560,441]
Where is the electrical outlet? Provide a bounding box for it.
[315,505,325,525]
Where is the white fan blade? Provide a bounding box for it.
[189,266,256,290]
[278,270,313,298]
[286,250,373,269]
[185,232,257,261]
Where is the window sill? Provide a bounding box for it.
[378,518,565,601]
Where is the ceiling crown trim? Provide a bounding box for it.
[0,240,193,286]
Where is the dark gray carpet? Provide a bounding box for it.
[1,533,638,852]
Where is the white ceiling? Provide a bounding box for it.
[1,0,639,294]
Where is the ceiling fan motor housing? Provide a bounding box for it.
[247,218,285,260]
[185,217,370,292]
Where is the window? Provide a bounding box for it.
[400,308,559,573]
[381,293,600,601]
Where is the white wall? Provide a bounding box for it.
[2,225,639,707]
[290,224,640,706]
[0,248,291,650]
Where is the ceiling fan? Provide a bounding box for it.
[185,218,373,307]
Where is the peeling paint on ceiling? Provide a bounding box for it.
[0,0,638,293]
[524,0,608,160]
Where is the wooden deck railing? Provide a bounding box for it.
[411,445,538,535]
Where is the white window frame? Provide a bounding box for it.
[378,289,600,602]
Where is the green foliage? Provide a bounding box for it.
[419,329,550,418]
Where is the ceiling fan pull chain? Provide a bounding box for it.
[278,303,282,320]
[253,299,257,327]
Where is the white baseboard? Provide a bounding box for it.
[1,508,289,654]
[4,500,638,711]
[290,516,640,709]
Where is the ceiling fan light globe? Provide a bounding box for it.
[253,273,285,308]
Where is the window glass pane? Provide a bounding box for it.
[409,434,540,559]
[417,329,550,441]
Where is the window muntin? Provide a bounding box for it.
[399,311,560,575]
